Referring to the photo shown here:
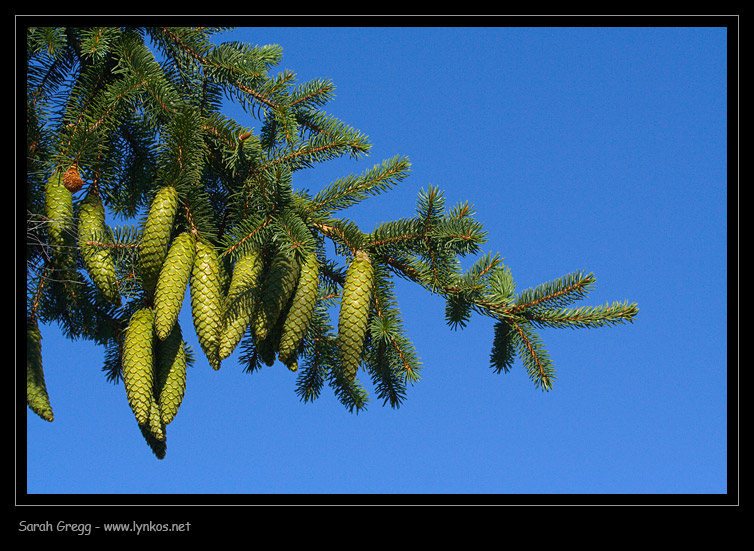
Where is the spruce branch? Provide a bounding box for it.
[218,214,273,260]
[510,271,597,314]
[308,155,410,215]
[295,305,337,403]
[328,369,370,414]
[268,208,317,259]
[511,320,556,391]
[27,27,78,110]
[259,129,370,174]
[78,27,122,62]
[490,320,516,374]
[289,78,336,110]
[110,32,180,121]
[369,263,422,387]
[26,26,639,456]
[368,341,409,408]
[522,301,640,330]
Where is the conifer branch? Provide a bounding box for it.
[370,265,422,386]
[295,305,335,403]
[219,215,273,259]
[308,155,410,214]
[25,27,639,456]
[522,301,640,330]
[510,271,596,314]
[289,79,336,108]
[511,320,555,391]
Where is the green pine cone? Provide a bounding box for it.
[122,308,155,425]
[154,322,187,425]
[219,247,264,360]
[261,297,295,367]
[78,191,120,304]
[154,232,196,340]
[338,250,374,381]
[44,169,75,274]
[27,319,54,422]
[138,186,178,293]
[284,357,299,372]
[190,239,223,370]
[138,419,167,460]
[253,251,300,341]
[146,398,166,442]
[278,251,319,365]
[256,328,279,368]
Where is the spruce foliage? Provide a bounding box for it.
[25,26,638,458]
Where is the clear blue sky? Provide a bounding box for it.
[23,25,730,504]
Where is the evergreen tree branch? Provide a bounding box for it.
[489,320,516,374]
[521,301,640,330]
[289,78,336,109]
[511,320,556,391]
[308,155,410,214]
[510,271,596,314]
[295,305,336,403]
[154,27,283,112]
[25,26,639,455]
[370,264,422,387]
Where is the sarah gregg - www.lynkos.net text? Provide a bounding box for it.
[19,520,192,535]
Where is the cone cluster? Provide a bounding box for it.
[219,247,264,360]
[35,179,382,459]
[218,247,315,371]
[253,252,301,342]
[113,189,377,457]
[277,252,319,367]
[43,168,123,305]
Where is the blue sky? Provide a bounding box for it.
[23,24,731,503]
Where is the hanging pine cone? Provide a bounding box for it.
[45,170,74,262]
[27,319,54,422]
[154,322,188,425]
[190,239,224,370]
[62,164,84,193]
[154,232,196,340]
[122,308,155,425]
[278,251,319,366]
[219,247,264,360]
[138,186,179,293]
[78,191,120,304]
[338,250,374,382]
[253,251,300,341]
